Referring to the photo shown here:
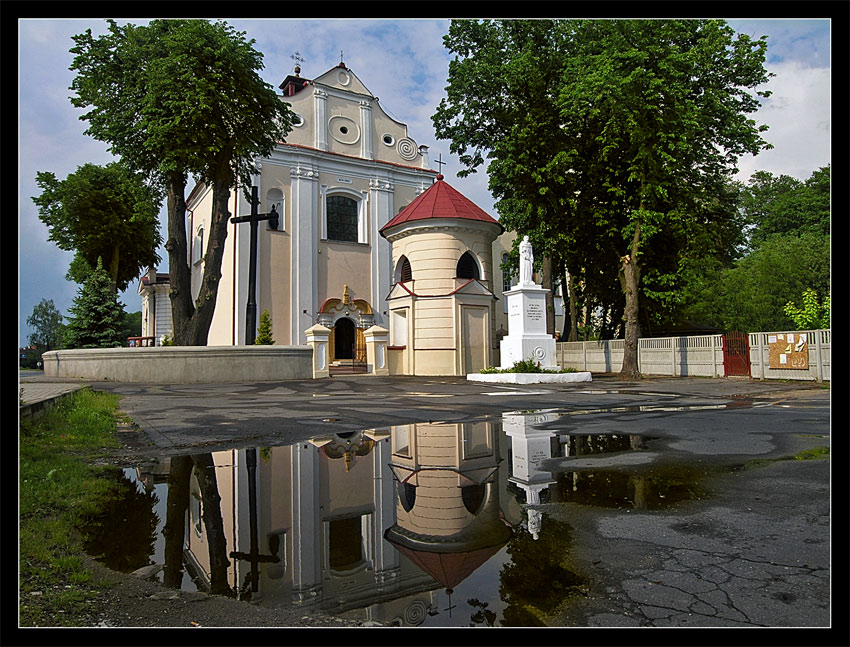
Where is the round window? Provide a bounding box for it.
[382,134,395,146]
[339,126,349,134]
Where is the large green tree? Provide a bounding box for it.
[26,298,65,353]
[63,257,127,349]
[69,19,295,345]
[434,19,772,377]
[32,162,162,292]
[741,165,830,247]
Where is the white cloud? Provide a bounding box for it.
[736,60,830,182]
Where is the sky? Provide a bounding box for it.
[17,17,832,348]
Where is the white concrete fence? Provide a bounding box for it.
[748,329,830,382]
[556,329,830,382]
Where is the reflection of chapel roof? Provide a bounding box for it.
[380,174,503,237]
[384,518,512,591]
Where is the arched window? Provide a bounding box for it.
[398,481,416,512]
[395,255,412,283]
[192,225,204,265]
[326,195,359,242]
[502,252,512,293]
[456,251,480,280]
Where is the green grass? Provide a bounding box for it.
[19,388,124,627]
[740,446,830,471]
[480,358,578,374]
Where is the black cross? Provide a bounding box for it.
[230,186,279,345]
[435,153,446,174]
[228,448,280,596]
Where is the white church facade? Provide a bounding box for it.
[140,61,566,373]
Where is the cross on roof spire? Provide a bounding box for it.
[435,153,446,173]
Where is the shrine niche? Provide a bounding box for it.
[318,285,373,363]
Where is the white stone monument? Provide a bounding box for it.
[500,236,558,370]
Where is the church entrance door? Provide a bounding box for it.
[334,318,356,360]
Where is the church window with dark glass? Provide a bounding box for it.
[456,251,480,279]
[326,195,358,242]
[395,255,412,283]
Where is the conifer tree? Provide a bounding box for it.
[254,309,275,345]
[64,257,127,348]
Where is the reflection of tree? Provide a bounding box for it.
[191,453,232,596]
[162,453,233,596]
[162,455,192,588]
[467,598,497,627]
[81,468,158,572]
[499,518,583,626]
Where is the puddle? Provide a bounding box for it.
[83,412,736,626]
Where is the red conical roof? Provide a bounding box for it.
[380,174,502,237]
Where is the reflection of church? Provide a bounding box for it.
[145,419,516,625]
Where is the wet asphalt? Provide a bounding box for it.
[18,373,837,631]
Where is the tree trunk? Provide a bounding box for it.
[162,455,193,589]
[191,453,234,597]
[187,162,234,346]
[108,245,120,293]
[619,222,642,379]
[165,171,194,345]
[567,272,579,342]
[541,255,555,336]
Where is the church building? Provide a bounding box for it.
[181,61,437,359]
[140,60,557,374]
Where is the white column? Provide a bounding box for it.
[290,442,323,603]
[368,431,399,584]
[290,165,319,345]
[314,89,328,151]
[369,178,393,327]
[359,100,373,160]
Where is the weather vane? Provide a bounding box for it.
[291,51,305,73]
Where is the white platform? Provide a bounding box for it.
[467,372,592,384]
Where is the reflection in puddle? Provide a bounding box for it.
[84,411,716,627]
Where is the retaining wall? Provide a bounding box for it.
[42,345,313,383]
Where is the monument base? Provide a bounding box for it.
[467,371,592,384]
[500,334,558,370]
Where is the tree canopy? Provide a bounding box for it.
[26,298,65,352]
[33,162,162,292]
[434,19,773,375]
[69,19,295,345]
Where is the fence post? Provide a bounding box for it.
[758,333,765,380]
[815,329,823,383]
[671,338,676,377]
[712,335,718,377]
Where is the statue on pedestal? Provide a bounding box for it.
[519,235,533,285]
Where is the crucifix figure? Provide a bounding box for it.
[230,186,279,345]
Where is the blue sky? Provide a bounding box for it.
[17,18,831,348]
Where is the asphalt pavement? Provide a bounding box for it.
[17,371,837,631]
